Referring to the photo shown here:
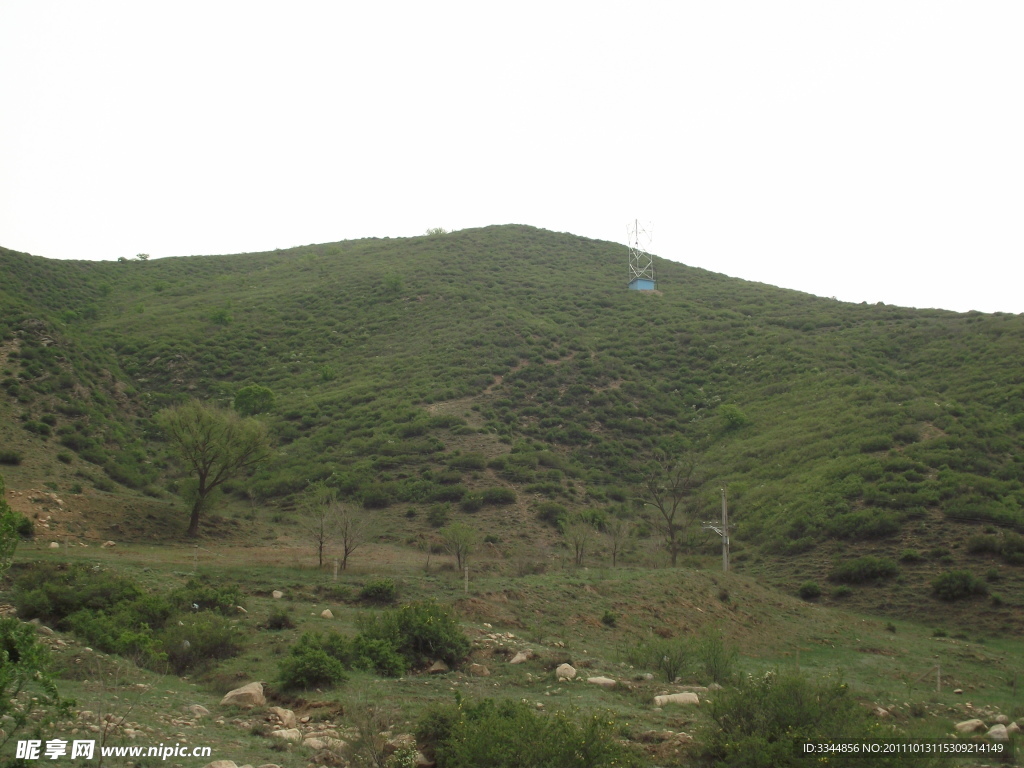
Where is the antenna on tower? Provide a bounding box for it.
[627,219,656,290]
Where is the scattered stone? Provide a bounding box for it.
[467,663,490,677]
[272,590,284,599]
[269,728,302,743]
[49,542,60,549]
[952,688,963,695]
[187,705,211,718]
[268,707,296,729]
[988,724,1009,741]
[303,737,326,751]
[680,685,708,692]
[427,660,450,674]
[220,682,266,708]
[654,692,700,707]
[873,707,891,719]
[954,719,986,734]
[587,676,617,689]
[236,606,248,614]
[510,651,532,664]
[385,734,417,757]
[300,716,311,724]
[1008,722,1021,735]
[102,541,116,548]
[994,714,1010,725]
[708,682,723,691]
[320,609,333,619]
[256,765,282,768]
[202,761,239,768]
[555,663,576,681]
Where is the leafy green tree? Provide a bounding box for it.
[234,384,275,416]
[157,399,271,536]
[636,453,707,566]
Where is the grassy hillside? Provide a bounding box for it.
[2,225,1024,628]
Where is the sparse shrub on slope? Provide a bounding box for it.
[932,570,988,601]
[702,671,939,768]
[418,698,641,768]
[828,556,898,584]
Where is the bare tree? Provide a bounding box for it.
[440,522,476,571]
[563,517,595,567]
[605,516,633,567]
[636,454,707,566]
[302,482,335,568]
[336,502,373,570]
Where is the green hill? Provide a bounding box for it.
[2,224,1023,629]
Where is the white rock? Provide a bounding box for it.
[267,707,296,728]
[510,651,532,664]
[202,762,239,768]
[320,609,333,619]
[49,542,61,549]
[954,719,986,734]
[654,692,700,707]
[468,663,490,676]
[269,728,302,743]
[427,660,449,674]
[987,724,1009,741]
[220,682,266,708]
[587,676,617,689]
[272,590,284,599]
[187,705,211,718]
[556,663,576,681]
[102,541,116,548]
[994,714,1010,725]
[1008,722,1020,734]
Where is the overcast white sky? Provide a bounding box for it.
[2,2,1022,313]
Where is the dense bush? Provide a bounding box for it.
[169,577,245,615]
[279,646,348,690]
[481,487,516,505]
[359,578,398,604]
[417,698,639,768]
[828,556,898,584]
[702,671,933,768]
[358,601,470,668]
[798,581,821,599]
[0,450,23,465]
[932,570,988,601]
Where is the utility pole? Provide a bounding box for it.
[702,485,730,574]
[722,487,730,574]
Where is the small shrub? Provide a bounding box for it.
[0,450,23,465]
[535,502,567,527]
[427,504,450,528]
[831,585,852,598]
[279,647,348,690]
[932,570,988,601]
[265,608,295,630]
[459,493,484,513]
[359,578,398,605]
[159,613,244,674]
[828,556,898,584]
[481,487,516,505]
[798,581,821,600]
[900,549,923,563]
[885,622,896,633]
[601,610,617,627]
[448,453,487,470]
[169,577,244,615]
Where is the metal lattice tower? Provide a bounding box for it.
[627,219,656,290]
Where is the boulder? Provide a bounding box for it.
[954,719,986,734]
[267,707,296,729]
[467,663,490,677]
[987,724,1009,741]
[1008,722,1020,734]
[587,676,617,689]
[385,734,417,757]
[555,663,576,681]
[271,590,284,599]
[220,682,266,708]
[202,762,239,768]
[269,728,302,743]
[510,651,532,664]
[427,660,449,674]
[994,714,1010,725]
[320,609,333,619]
[654,692,700,707]
[102,541,116,548]
[49,542,61,549]
[186,705,211,718]
[873,707,891,719]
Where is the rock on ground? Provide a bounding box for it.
[954,719,986,734]
[556,663,576,681]
[654,692,700,706]
[269,728,302,743]
[220,682,266,708]
[587,676,617,689]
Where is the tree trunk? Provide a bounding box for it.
[187,498,202,537]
